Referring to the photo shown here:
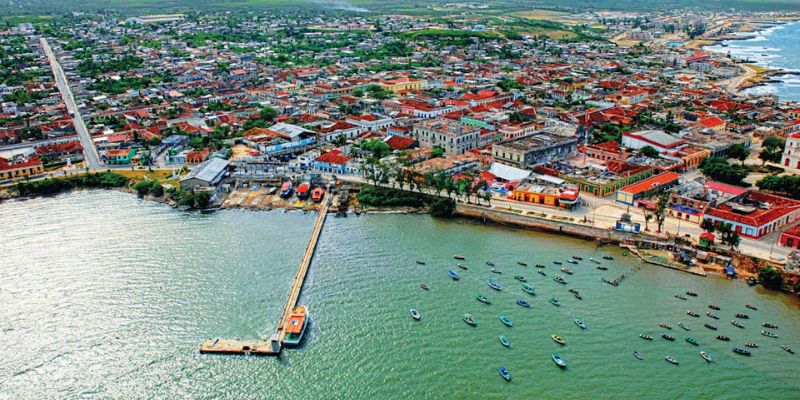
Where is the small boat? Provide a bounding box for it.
[603,256,614,260]
[706,312,719,320]
[463,313,476,326]
[659,323,672,330]
[517,261,527,266]
[640,334,653,340]
[589,258,601,264]
[552,353,567,368]
[761,330,778,338]
[686,291,698,297]
[500,336,510,348]
[522,284,536,295]
[745,342,759,348]
[686,337,698,345]
[732,347,751,356]
[311,187,325,203]
[747,278,757,286]
[516,298,531,308]
[572,256,583,261]
[535,264,546,269]
[457,264,468,270]
[500,315,513,327]
[279,181,294,198]
[708,304,720,310]
[665,356,679,365]
[662,334,675,341]
[553,276,567,285]
[538,270,547,276]
[416,260,426,265]
[448,270,460,280]
[781,345,794,354]
[567,259,578,265]
[409,308,421,321]
[735,313,749,319]
[572,292,583,300]
[420,284,429,290]
[762,322,778,329]
[574,319,587,329]
[675,294,687,300]
[476,295,491,304]
[700,351,712,363]
[731,320,745,329]
[716,335,730,341]
[551,334,566,345]
[486,261,495,267]
[487,279,502,291]
[296,182,311,200]
[678,322,690,331]
[704,323,718,330]
[454,255,465,260]
[561,268,574,275]
[633,351,644,360]
[553,261,563,265]
[745,304,758,310]
[548,297,561,307]
[491,268,502,274]
[499,367,511,381]
[282,305,309,346]
[687,311,699,318]
[596,266,608,271]
[514,275,527,283]
[623,252,629,256]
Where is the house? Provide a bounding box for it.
[312,150,357,174]
[411,119,482,156]
[615,172,682,206]
[105,149,135,165]
[699,232,715,248]
[379,77,427,93]
[511,174,580,209]
[698,116,727,133]
[781,133,800,169]
[703,191,800,239]
[492,133,578,168]
[0,155,44,181]
[180,157,229,189]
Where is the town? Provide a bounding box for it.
[2,7,800,293]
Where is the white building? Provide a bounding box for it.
[781,133,800,169]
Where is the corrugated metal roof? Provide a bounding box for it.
[181,157,228,184]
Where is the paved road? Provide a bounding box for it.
[41,37,102,171]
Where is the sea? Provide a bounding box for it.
[1,190,799,399]
[706,21,800,103]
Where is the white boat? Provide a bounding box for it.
[282,305,309,346]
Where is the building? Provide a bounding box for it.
[312,150,358,174]
[539,160,653,198]
[780,226,800,250]
[577,141,631,164]
[703,191,800,239]
[492,133,578,168]
[781,133,800,169]
[667,179,746,224]
[180,157,228,189]
[0,155,44,181]
[511,174,580,209]
[411,119,481,156]
[378,77,427,93]
[105,149,135,165]
[622,130,685,154]
[615,172,682,206]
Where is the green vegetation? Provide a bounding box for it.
[699,157,748,186]
[640,146,660,158]
[358,139,392,159]
[430,198,456,218]
[77,55,144,78]
[756,175,800,200]
[16,172,129,197]
[398,29,504,42]
[758,266,784,291]
[726,143,750,165]
[167,187,212,209]
[759,136,786,165]
[357,185,431,208]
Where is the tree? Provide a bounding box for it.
[654,192,670,233]
[700,157,748,186]
[726,143,750,165]
[132,179,151,196]
[758,267,783,291]
[150,181,164,197]
[759,136,786,165]
[718,223,740,250]
[640,145,660,158]
[431,146,445,158]
[700,218,716,234]
[430,198,455,218]
[259,106,277,121]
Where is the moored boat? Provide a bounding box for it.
[448,270,460,280]
[747,278,757,286]
[665,355,679,365]
[640,334,653,340]
[686,291,698,297]
[745,304,758,310]
[633,351,644,360]
[551,334,566,345]
[572,256,583,260]
[745,342,759,348]
[706,312,719,320]
[561,267,574,275]
[708,304,721,310]
[476,294,491,304]
[735,313,749,319]
[716,335,730,341]
[553,261,563,265]
[700,351,712,363]
[732,347,751,356]
[704,323,718,330]
[575,319,587,329]
[662,334,675,341]
[659,322,672,330]
[538,270,547,276]
[590,258,601,264]
[567,259,578,265]
[486,261,495,267]
[454,255,465,260]
[686,337,698,345]
[761,330,778,338]
[457,263,468,270]
[522,283,536,295]
[282,305,309,346]
[500,315,513,327]
[311,187,325,202]
[279,181,293,198]
[420,284,429,290]
[499,367,512,381]
[687,311,699,317]
[517,261,527,266]
[409,308,421,321]
[553,276,567,284]
[295,182,311,200]
[487,279,502,291]
[596,266,608,271]
[678,322,690,331]
[535,264,546,268]
[781,345,794,354]
[500,336,510,348]
[416,260,426,265]
[552,353,567,368]
[516,298,531,308]
[548,297,561,307]
[731,320,745,329]
[491,268,502,274]
[762,322,778,329]
[675,294,687,300]
[514,275,527,283]
[463,313,476,326]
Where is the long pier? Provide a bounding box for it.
[199,193,332,356]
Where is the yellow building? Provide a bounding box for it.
[0,156,44,181]
[379,77,427,93]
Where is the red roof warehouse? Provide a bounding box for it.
[703,191,800,238]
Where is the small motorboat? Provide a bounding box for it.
[457,264,468,270]
[522,284,536,295]
[678,322,690,331]
[486,261,495,267]
[686,291,698,297]
[640,334,653,340]
[706,312,719,320]
[665,355,679,365]
[732,347,751,356]
[687,311,699,317]
[420,284,429,290]
[553,276,567,285]
[500,336,510,348]
[659,323,672,330]
[716,335,730,341]
[552,353,567,368]
[409,308,421,320]
[491,268,502,274]
[675,294,687,300]
[708,304,721,310]
[603,255,614,260]
[499,366,511,381]
[514,275,527,283]
[761,330,779,338]
[700,351,712,363]
[731,320,745,329]
[735,313,749,319]
[476,295,491,304]
[516,298,531,308]
[572,256,583,261]
[454,255,465,260]
[623,252,629,256]
[596,266,608,271]
[463,313,476,326]
[548,297,561,307]
[487,279,502,291]
[781,345,794,354]
[500,315,514,327]
[745,304,758,310]
[538,271,547,276]
[448,270,460,280]
[572,291,583,300]
[574,319,587,329]
[633,351,644,360]
[704,323,718,330]
[535,264,546,268]
[416,260,426,265]
[561,268,574,275]
[686,337,698,345]
[662,334,675,341]
[745,342,759,348]
[589,258,601,264]
[747,278,757,286]
[553,261,563,265]
[762,322,778,329]
[517,261,527,266]
[567,259,578,265]
[551,334,566,345]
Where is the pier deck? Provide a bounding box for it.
[200,193,332,356]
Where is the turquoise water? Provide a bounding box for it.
[1,190,799,398]
[707,21,800,102]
